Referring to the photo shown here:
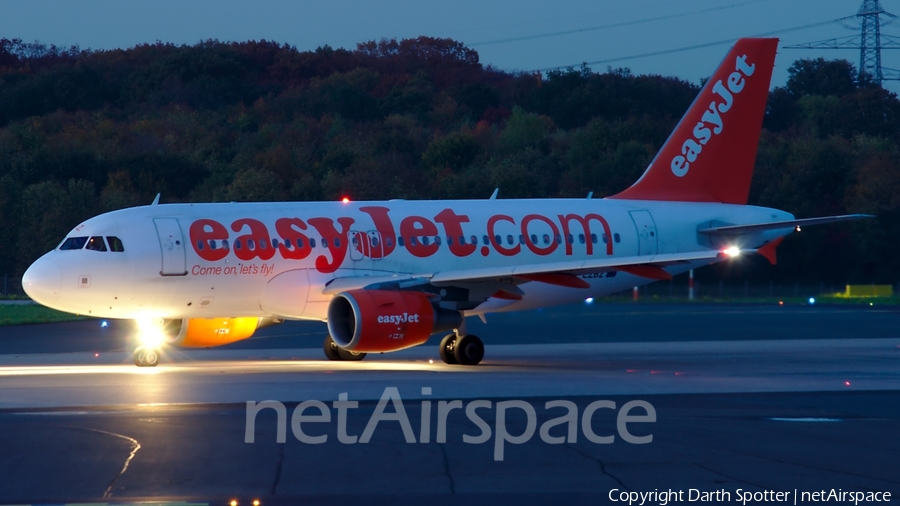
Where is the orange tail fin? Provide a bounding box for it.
[610,38,778,204]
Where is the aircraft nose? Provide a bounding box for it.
[22,256,62,305]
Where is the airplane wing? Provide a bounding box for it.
[323,248,734,296]
[697,214,874,235]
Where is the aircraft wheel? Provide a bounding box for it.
[439,334,458,365]
[453,334,484,366]
[323,335,366,361]
[133,347,160,367]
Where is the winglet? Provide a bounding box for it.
[757,237,783,265]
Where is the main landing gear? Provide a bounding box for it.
[133,346,160,367]
[323,335,367,361]
[439,333,484,366]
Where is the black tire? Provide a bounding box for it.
[323,336,342,360]
[133,347,160,367]
[439,334,458,364]
[143,348,160,367]
[453,334,484,366]
[323,335,366,361]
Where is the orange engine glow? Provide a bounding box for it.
[179,317,261,347]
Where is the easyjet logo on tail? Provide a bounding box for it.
[671,55,756,178]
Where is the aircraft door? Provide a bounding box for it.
[153,218,188,276]
[629,210,658,255]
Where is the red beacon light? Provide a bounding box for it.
[341,197,350,204]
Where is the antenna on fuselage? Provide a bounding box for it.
[151,193,160,206]
[586,191,593,200]
[489,188,499,200]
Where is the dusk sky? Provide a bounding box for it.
[2,0,897,91]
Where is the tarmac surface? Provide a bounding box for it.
[0,302,898,505]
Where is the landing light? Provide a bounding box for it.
[100,320,108,328]
[723,246,741,258]
[135,317,165,348]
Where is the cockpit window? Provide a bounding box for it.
[85,236,108,251]
[106,236,125,252]
[59,236,88,250]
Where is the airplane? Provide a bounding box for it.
[22,37,871,367]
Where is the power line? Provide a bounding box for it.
[470,0,778,47]
[536,17,852,74]
[785,0,900,83]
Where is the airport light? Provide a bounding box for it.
[585,297,594,304]
[808,297,816,305]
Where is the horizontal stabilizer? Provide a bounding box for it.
[697,214,874,235]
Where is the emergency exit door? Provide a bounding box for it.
[629,210,658,256]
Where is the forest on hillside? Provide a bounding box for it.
[0,36,898,286]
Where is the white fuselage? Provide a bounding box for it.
[23,198,792,322]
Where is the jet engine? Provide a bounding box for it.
[327,290,462,353]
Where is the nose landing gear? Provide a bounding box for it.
[133,346,160,367]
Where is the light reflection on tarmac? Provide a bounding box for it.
[0,339,898,409]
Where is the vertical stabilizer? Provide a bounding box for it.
[610,38,778,204]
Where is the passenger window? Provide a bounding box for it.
[272,238,279,248]
[602,234,608,244]
[459,236,466,245]
[259,239,267,250]
[352,236,359,247]
[471,235,477,245]
[334,238,341,248]
[507,235,514,245]
[60,236,89,250]
[567,234,574,244]
[434,236,441,246]
[530,234,537,244]
[248,239,256,250]
[296,238,304,248]
[543,234,550,245]
[310,238,317,248]
[398,237,405,247]
[235,240,242,250]
[555,234,562,244]
[85,236,107,252]
[579,234,586,244]
[494,235,501,244]
[106,236,125,252]
[385,237,393,248]
[411,237,419,246]
[447,236,453,246]
[209,240,218,250]
[614,233,621,243]
[591,234,598,244]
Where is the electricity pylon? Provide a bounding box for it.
[785,0,900,84]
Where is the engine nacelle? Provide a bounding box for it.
[327,290,462,353]
[153,317,277,347]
